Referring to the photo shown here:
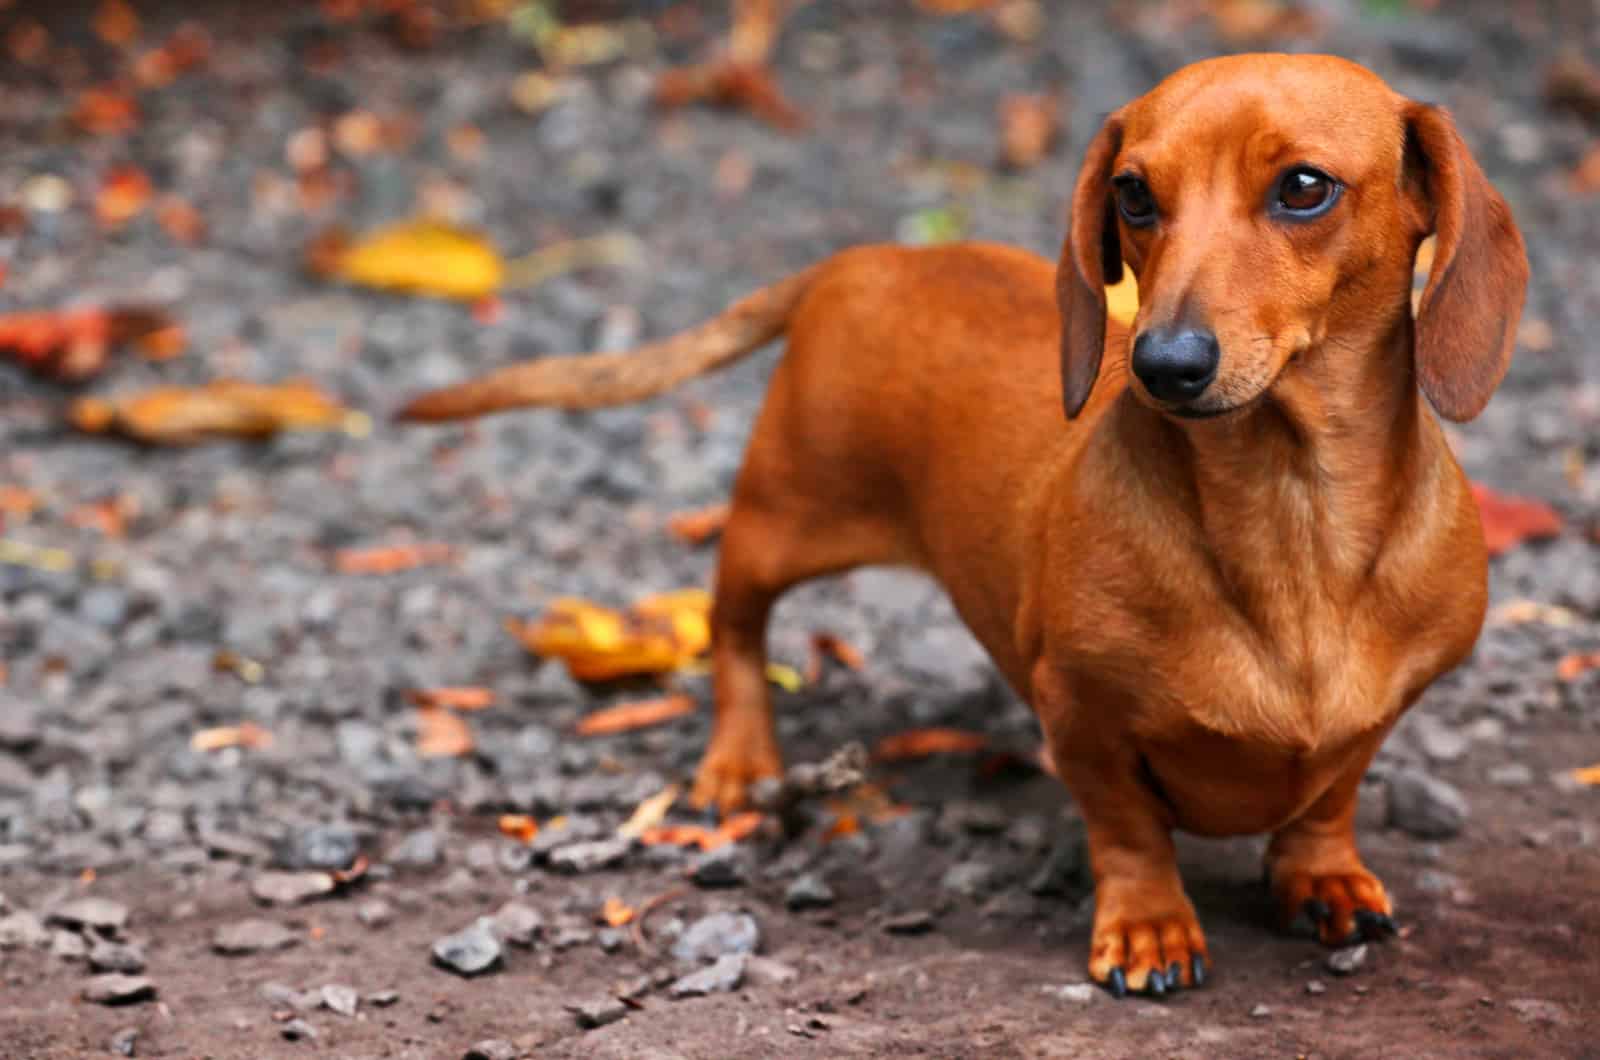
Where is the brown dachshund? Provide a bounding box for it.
[400,54,1528,997]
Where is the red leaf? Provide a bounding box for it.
[1470,482,1563,557]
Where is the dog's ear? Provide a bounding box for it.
[1403,103,1529,423]
[1059,115,1124,419]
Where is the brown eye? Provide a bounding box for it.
[1114,177,1156,227]
[1274,167,1340,218]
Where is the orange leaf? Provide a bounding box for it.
[873,727,989,761]
[601,896,635,927]
[0,308,113,380]
[1470,482,1563,557]
[666,501,729,545]
[807,631,866,682]
[0,486,40,519]
[1571,764,1600,786]
[415,706,474,758]
[998,93,1059,170]
[73,379,358,444]
[407,686,495,711]
[508,590,711,681]
[334,541,455,575]
[66,495,137,538]
[93,0,140,47]
[824,811,861,840]
[190,721,274,752]
[498,814,540,843]
[575,694,696,736]
[71,86,139,136]
[1556,651,1600,683]
[711,811,764,849]
[638,813,765,852]
[156,196,207,245]
[96,166,152,229]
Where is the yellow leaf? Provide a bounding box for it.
[618,783,681,840]
[334,219,504,301]
[508,589,711,681]
[1571,764,1600,786]
[1105,269,1139,327]
[71,380,358,445]
[764,662,803,692]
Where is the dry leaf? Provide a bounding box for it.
[575,694,696,736]
[71,86,139,135]
[601,896,635,927]
[638,811,764,852]
[998,93,1059,170]
[95,166,152,229]
[666,501,729,545]
[873,727,989,761]
[407,686,495,711]
[309,219,504,300]
[1556,651,1600,683]
[71,379,361,444]
[1488,600,1580,628]
[0,306,172,381]
[808,632,866,682]
[67,495,138,538]
[0,486,40,520]
[156,196,207,245]
[1571,764,1600,786]
[94,0,140,47]
[509,589,711,681]
[415,706,473,758]
[656,62,808,132]
[618,783,681,839]
[134,23,210,87]
[765,662,803,692]
[190,721,274,752]
[1207,0,1320,44]
[1470,482,1564,557]
[334,541,455,575]
[498,814,540,843]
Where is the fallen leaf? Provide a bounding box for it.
[156,196,207,244]
[190,721,274,752]
[1571,764,1600,786]
[807,632,866,682]
[498,232,642,292]
[212,649,265,684]
[509,589,711,681]
[638,811,764,852]
[309,219,504,300]
[601,896,635,927]
[1207,0,1321,43]
[1470,482,1564,557]
[406,686,496,711]
[95,166,152,229]
[93,0,140,47]
[618,783,682,839]
[331,854,369,886]
[498,814,540,843]
[70,86,139,136]
[873,728,989,761]
[665,501,729,545]
[0,306,174,381]
[0,486,40,520]
[71,379,362,444]
[134,23,210,87]
[998,93,1060,170]
[575,694,696,736]
[334,541,456,575]
[1556,651,1600,682]
[66,495,138,538]
[1488,600,1580,628]
[765,662,804,693]
[415,705,473,758]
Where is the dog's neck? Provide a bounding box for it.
[1115,313,1435,602]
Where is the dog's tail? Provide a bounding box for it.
[395,265,819,422]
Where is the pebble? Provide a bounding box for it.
[672,911,761,963]
[1507,998,1570,1026]
[491,902,544,947]
[1326,944,1368,976]
[689,846,749,888]
[569,996,628,1029]
[281,1018,318,1041]
[49,896,129,937]
[1487,762,1533,787]
[432,917,503,977]
[1408,713,1470,763]
[463,1041,518,1060]
[213,919,299,955]
[82,974,157,1006]
[1249,1003,1271,1019]
[1305,979,1327,995]
[1385,768,1468,839]
[88,940,146,974]
[356,899,394,928]
[321,983,359,1016]
[883,910,936,935]
[107,1027,139,1056]
[367,989,400,1007]
[387,828,444,869]
[252,871,336,906]
[51,929,88,961]
[744,955,799,986]
[1041,983,1097,1004]
[785,873,835,910]
[671,953,747,998]
[548,837,631,874]
[0,911,49,949]
[940,860,996,896]
[275,825,361,872]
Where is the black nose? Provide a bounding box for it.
[1131,328,1220,403]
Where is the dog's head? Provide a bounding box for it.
[1058,54,1528,423]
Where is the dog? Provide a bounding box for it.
[399,54,1528,998]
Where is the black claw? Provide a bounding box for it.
[1108,967,1127,999]
[1147,969,1167,997]
[1191,956,1207,988]
[1304,898,1331,924]
[1354,909,1397,940]
[1167,961,1183,989]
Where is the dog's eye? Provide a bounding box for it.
[1274,167,1340,218]
[1114,177,1157,227]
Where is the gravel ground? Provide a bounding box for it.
[1,1,1597,1057]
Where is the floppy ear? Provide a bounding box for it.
[1404,103,1529,423]
[1058,115,1124,419]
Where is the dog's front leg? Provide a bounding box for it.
[1265,728,1399,947]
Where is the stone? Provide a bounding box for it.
[1386,768,1468,839]
[88,940,146,974]
[82,974,156,1005]
[1326,944,1368,976]
[320,983,359,1016]
[569,996,628,1029]
[0,911,49,949]
[48,896,129,937]
[274,824,360,872]
[251,871,336,906]
[1408,713,1470,763]
[785,873,835,910]
[882,910,936,935]
[213,919,299,955]
[1042,983,1097,1004]
[356,899,394,928]
[387,828,442,869]
[744,955,799,986]
[107,1027,139,1056]
[463,1041,517,1060]
[671,911,761,963]
[491,902,544,947]
[281,1018,318,1041]
[689,845,749,888]
[547,837,631,874]
[51,930,88,961]
[670,953,747,998]
[940,860,996,896]
[432,918,502,977]
[1249,1003,1271,1018]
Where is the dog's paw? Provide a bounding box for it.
[1088,882,1209,998]
[1271,866,1397,947]
[688,744,781,815]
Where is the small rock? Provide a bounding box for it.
[1042,983,1097,1004]
[88,940,146,974]
[550,924,595,950]
[689,845,748,888]
[1507,998,1570,1026]
[1249,1003,1271,1019]
[367,989,400,1007]
[281,1018,318,1041]
[0,911,49,949]
[356,898,394,927]
[569,996,628,1029]
[213,919,299,955]
[672,911,761,963]
[82,974,156,1006]
[1408,713,1470,763]
[275,824,360,872]
[547,837,631,874]
[251,871,336,906]
[670,953,747,998]
[261,982,319,1011]
[49,896,129,937]
[491,902,544,947]
[785,873,835,910]
[1326,944,1368,976]
[1305,980,1327,995]
[596,927,625,953]
[1386,768,1468,839]
[462,1039,518,1060]
[320,983,359,1017]
[107,1026,139,1056]
[387,828,442,869]
[940,860,996,897]
[744,955,799,986]
[1487,763,1533,787]
[882,910,935,935]
[51,929,88,961]
[432,918,502,977]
